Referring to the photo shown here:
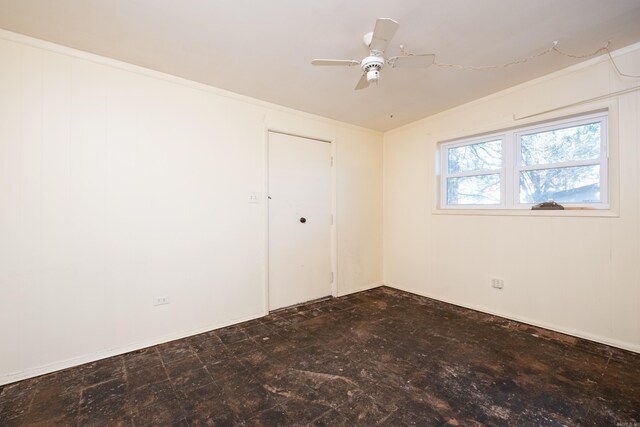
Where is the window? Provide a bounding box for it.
[439,112,608,209]
[444,136,505,206]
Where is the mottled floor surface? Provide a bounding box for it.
[1,287,639,426]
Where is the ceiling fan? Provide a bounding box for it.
[311,18,435,90]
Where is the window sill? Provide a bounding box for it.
[432,208,619,218]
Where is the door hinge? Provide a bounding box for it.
[330,272,334,283]
[331,156,334,166]
[330,214,334,224]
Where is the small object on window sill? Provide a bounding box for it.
[532,201,564,210]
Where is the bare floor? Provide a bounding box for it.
[0,287,639,426]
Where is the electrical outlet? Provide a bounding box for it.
[491,278,504,289]
[153,296,170,306]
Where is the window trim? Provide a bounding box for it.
[439,111,609,210]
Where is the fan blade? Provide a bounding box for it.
[388,54,435,68]
[369,18,399,53]
[311,59,360,66]
[355,74,370,90]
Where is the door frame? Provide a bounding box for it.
[263,128,337,313]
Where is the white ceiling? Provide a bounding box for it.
[1,0,640,131]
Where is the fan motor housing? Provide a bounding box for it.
[361,56,385,83]
[361,56,385,71]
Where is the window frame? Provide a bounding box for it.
[439,111,609,210]
[440,133,507,209]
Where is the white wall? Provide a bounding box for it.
[0,31,383,385]
[384,44,640,353]
[336,127,383,295]
[3,27,638,388]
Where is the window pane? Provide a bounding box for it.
[448,140,502,173]
[519,165,600,204]
[447,174,501,205]
[520,122,601,166]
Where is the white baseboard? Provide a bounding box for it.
[1,283,383,386]
[9,281,634,386]
[0,310,267,386]
[336,282,384,297]
[385,283,640,354]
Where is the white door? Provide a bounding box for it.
[268,132,332,310]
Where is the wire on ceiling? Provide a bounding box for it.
[605,50,640,79]
[401,41,639,79]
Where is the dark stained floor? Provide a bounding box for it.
[1,287,639,426]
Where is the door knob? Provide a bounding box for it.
[300,217,306,223]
